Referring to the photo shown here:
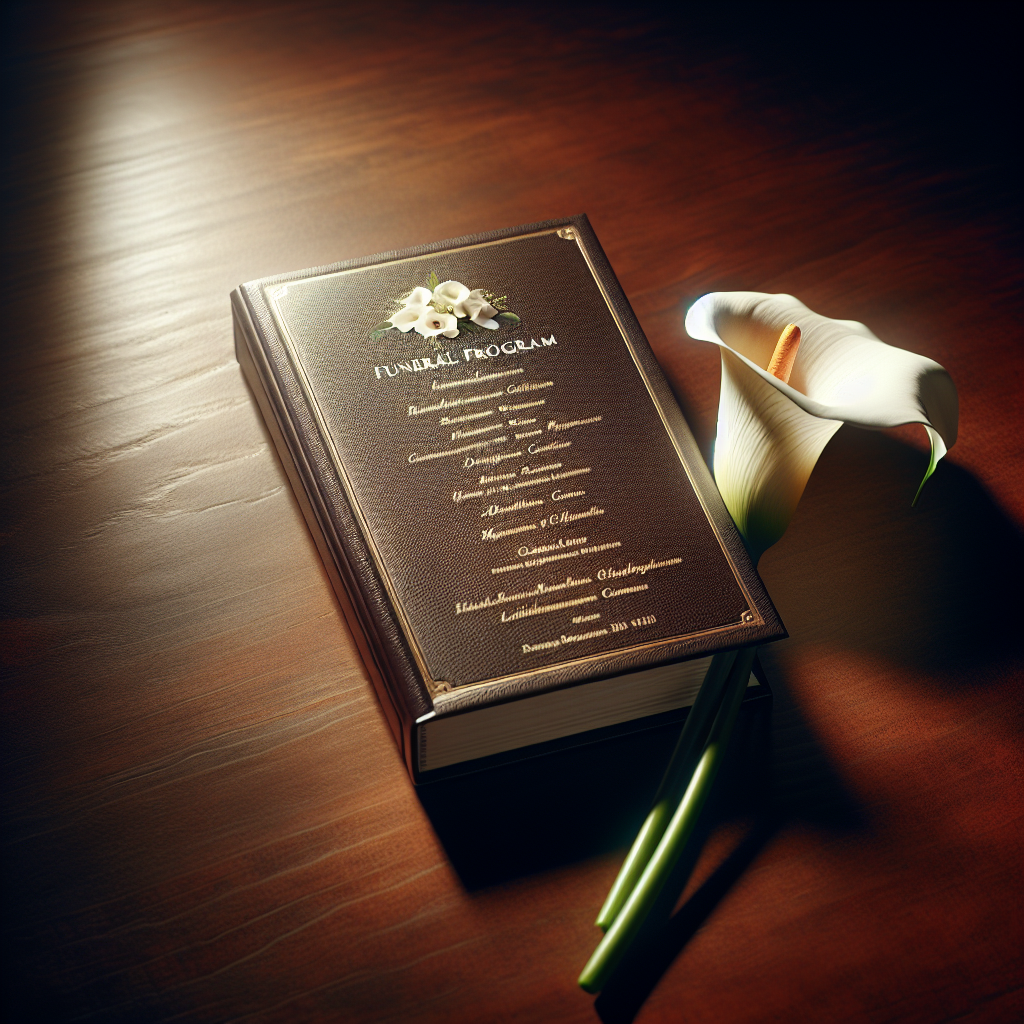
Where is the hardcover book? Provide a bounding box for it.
[232,216,785,782]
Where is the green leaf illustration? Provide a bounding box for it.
[496,312,521,325]
[372,322,394,333]
[426,270,440,291]
[457,319,483,334]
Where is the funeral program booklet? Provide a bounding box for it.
[232,215,784,782]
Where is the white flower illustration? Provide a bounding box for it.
[372,272,517,344]
[685,291,959,560]
[432,280,471,314]
[391,306,424,332]
[404,286,434,308]
[462,289,500,329]
[429,280,498,326]
[414,309,460,339]
[389,286,433,332]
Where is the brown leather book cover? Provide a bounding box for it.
[232,216,784,782]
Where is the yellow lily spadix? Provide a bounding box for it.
[685,291,959,560]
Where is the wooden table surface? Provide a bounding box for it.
[3,4,1021,1022]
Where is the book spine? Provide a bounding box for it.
[231,289,425,778]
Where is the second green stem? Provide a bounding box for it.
[578,646,756,993]
[594,649,738,930]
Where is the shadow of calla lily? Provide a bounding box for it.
[760,426,1023,678]
[420,433,1019,1019]
[590,684,862,1023]
[593,814,779,1024]
[586,432,1022,1017]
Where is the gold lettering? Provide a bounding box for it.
[547,415,602,432]
[601,584,650,598]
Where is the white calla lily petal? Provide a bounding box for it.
[414,309,459,339]
[391,305,425,332]
[432,280,471,315]
[685,291,958,558]
[401,286,433,308]
[464,289,499,326]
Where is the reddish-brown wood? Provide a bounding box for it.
[3,4,1021,1022]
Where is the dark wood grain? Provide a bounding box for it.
[3,3,1021,1022]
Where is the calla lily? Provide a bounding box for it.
[462,288,500,329]
[376,278,513,341]
[429,281,500,328]
[414,308,459,339]
[402,285,434,308]
[390,286,434,332]
[432,279,471,314]
[685,291,959,559]
[580,291,960,994]
[391,304,427,332]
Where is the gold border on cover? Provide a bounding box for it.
[263,227,760,700]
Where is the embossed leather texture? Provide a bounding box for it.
[233,216,785,779]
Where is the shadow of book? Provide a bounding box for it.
[417,712,703,891]
[416,670,861,884]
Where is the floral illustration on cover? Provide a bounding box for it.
[371,271,520,349]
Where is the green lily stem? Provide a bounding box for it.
[578,647,757,994]
[594,649,738,930]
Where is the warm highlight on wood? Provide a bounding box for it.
[767,323,801,384]
[2,4,1021,1023]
